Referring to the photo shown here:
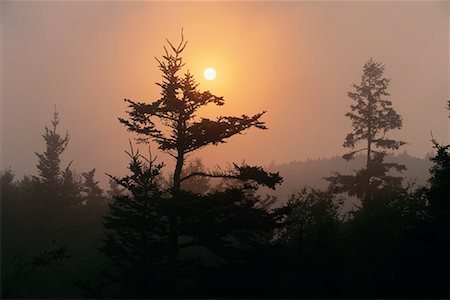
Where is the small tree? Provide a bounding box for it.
[102,149,281,297]
[2,110,74,298]
[427,143,450,223]
[275,187,343,297]
[106,178,125,199]
[102,148,168,298]
[328,59,406,200]
[82,169,107,210]
[34,108,69,194]
[32,109,81,233]
[423,139,450,297]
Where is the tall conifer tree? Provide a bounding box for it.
[328,59,406,200]
[109,32,282,295]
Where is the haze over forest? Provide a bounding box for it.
[1,1,449,299]
[1,1,448,185]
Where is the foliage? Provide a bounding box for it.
[105,33,282,296]
[426,140,450,222]
[343,58,405,161]
[112,32,282,295]
[328,59,406,200]
[101,148,168,298]
[119,34,266,160]
[418,139,450,298]
[273,187,344,297]
[2,243,70,298]
[34,108,70,192]
[2,40,449,300]
[1,111,108,298]
[327,152,406,200]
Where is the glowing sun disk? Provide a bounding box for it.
[204,67,216,80]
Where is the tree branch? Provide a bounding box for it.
[180,171,236,183]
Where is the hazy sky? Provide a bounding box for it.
[1,1,449,184]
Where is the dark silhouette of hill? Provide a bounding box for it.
[266,151,431,202]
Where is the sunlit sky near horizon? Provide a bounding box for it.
[1,1,449,184]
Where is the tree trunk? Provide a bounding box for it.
[167,151,184,294]
[173,153,184,191]
[365,92,373,200]
[167,211,178,295]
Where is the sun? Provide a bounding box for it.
[203,67,216,80]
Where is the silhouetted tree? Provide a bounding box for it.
[102,148,282,298]
[106,178,125,199]
[118,31,281,294]
[101,148,168,298]
[109,35,281,292]
[33,109,83,221]
[82,169,103,201]
[2,110,113,298]
[79,168,108,246]
[82,168,108,213]
[34,108,70,195]
[426,103,450,226]
[59,166,83,209]
[328,59,406,200]
[1,109,75,297]
[420,139,450,297]
[274,187,344,297]
[343,58,405,163]
[426,140,449,223]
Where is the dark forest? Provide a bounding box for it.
[1,34,449,299]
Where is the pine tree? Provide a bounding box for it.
[81,169,108,228]
[328,59,406,200]
[113,32,282,295]
[82,169,105,205]
[343,58,405,163]
[119,33,269,194]
[102,148,168,298]
[34,108,69,194]
[106,178,125,199]
[2,110,74,298]
[102,148,281,297]
[33,108,80,230]
[423,139,450,297]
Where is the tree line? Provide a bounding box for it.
[1,34,448,299]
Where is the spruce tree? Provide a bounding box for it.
[102,149,168,298]
[112,32,282,295]
[82,169,107,209]
[328,59,406,200]
[343,58,405,164]
[34,108,69,194]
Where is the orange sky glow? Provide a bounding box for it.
[1,1,448,184]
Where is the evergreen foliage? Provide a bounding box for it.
[102,148,168,298]
[343,58,405,162]
[34,108,70,193]
[1,111,108,298]
[1,42,448,300]
[104,33,282,297]
[427,140,450,222]
[328,59,406,201]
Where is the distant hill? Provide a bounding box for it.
[264,152,432,203]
